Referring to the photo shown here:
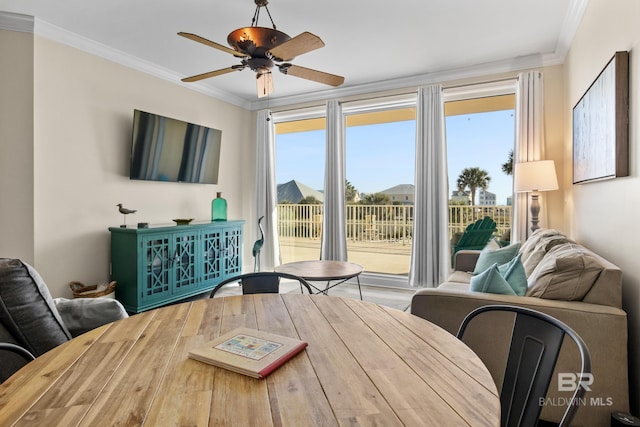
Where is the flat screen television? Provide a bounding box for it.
[129,110,222,184]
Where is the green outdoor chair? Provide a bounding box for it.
[451,216,497,265]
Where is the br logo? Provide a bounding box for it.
[558,373,594,392]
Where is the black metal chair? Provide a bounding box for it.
[209,272,314,298]
[0,342,36,383]
[456,305,591,427]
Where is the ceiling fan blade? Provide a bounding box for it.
[279,64,344,87]
[178,32,248,58]
[181,66,243,83]
[267,32,325,61]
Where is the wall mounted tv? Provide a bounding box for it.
[130,109,222,184]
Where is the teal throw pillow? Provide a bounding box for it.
[469,263,517,295]
[473,242,522,274]
[498,253,527,296]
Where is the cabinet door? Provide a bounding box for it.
[202,228,223,284]
[140,235,172,303]
[201,225,242,285]
[222,226,242,278]
[172,231,198,294]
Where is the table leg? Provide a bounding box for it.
[309,276,363,300]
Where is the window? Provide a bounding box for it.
[274,97,417,281]
[272,83,517,286]
[275,116,326,263]
[344,107,416,276]
[445,93,516,243]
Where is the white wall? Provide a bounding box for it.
[0,28,34,262]
[564,0,640,413]
[542,64,566,231]
[26,36,255,298]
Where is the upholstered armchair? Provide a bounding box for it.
[0,258,128,382]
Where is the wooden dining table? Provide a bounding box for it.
[0,295,499,426]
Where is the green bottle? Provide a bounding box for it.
[211,192,227,221]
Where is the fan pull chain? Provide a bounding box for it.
[266,94,271,121]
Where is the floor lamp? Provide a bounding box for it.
[514,160,559,233]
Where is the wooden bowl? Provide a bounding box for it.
[173,218,194,226]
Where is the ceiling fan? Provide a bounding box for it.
[178,0,345,98]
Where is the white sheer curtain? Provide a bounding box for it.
[320,100,347,261]
[409,85,450,288]
[513,71,546,243]
[255,109,281,270]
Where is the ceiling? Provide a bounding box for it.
[0,0,587,109]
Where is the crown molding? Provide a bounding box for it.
[251,51,564,111]
[0,11,34,32]
[30,17,252,110]
[555,0,589,59]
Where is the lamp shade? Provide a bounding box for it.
[514,160,559,192]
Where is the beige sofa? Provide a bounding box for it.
[411,229,629,427]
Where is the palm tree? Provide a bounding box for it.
[502,150,514,175]
[345,180,358,202]
[456,167,491,206]
[359,193,390,205]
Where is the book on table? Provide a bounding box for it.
[188,327,308,379]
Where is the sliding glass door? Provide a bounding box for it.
[274,103,417,279]
[344,107,416,276]
[275,117,326,263]
[445,94,516,245]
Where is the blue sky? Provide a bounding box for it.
[447,110,515,204]
[276,109,515,204]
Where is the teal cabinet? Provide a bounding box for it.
[109,220,244,313]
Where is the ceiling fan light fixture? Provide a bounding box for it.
[227,27,290,57]
[256,72,273,98]
[256,71,273,98]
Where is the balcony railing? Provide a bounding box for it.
[277,204,512,243]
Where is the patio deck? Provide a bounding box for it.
[279,236,412,276]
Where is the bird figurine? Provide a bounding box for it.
[117,203,137,227]
[252,216,265,272]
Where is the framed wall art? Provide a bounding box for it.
[572,51,629,184]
